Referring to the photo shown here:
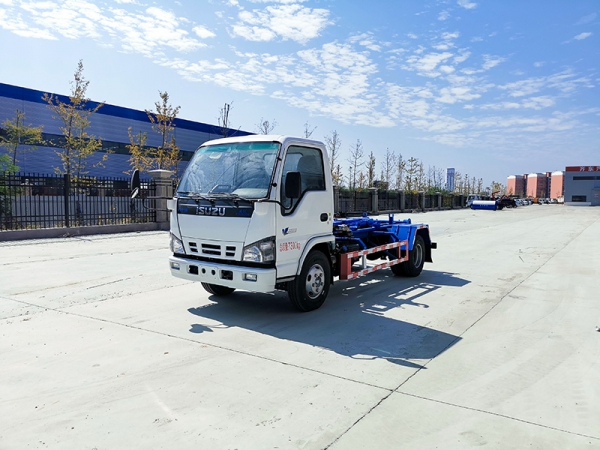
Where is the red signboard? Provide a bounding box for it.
[565,166,600,172]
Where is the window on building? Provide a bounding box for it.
[571,195,587,202]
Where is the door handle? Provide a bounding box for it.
[320,213,328,222]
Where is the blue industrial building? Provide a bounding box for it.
[0,83,252,178]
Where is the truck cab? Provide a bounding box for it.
[169,135,335,310]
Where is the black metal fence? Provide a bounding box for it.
[0,172,156,231]
[339,189,466,215]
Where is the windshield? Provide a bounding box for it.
[177,142,280,199]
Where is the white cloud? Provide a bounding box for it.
[193,25,216,39]
[0,1,209,55]
[499,70,593,97]
[521,96,555,109]
[349,33,382,52]
[442,31,460,40]
[482,55,505,70]
[230,4,331,44]
[478,96,555,111]
[438,10,450,21]
[0,8,57,39]
[437,86,480,104]
[453,51,471,64]
[457,0,477,9]
[574,32,592,40]
[575,13,596,25]
[404,51,453,77]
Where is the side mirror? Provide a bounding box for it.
[130,169,141,199]
[285,171,301,199]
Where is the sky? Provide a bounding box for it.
[0,0,598,187]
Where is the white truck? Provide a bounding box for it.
[167,135,436,311]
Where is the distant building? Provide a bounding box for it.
[550,171,564,199]
[526,173,548,198]
[0,83,252,178]
[564,166,600,206]
[507,175,526,197]
[446,168,455,192]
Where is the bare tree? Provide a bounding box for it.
[324,130,342,185]
[347,139,364,190]
[417,162,425,191]
[144,91,181,174]
[303,121,317,139]
[381,148,397,187]
[255,117,277,134]
[394,156,405,191]
[366,151,376,187]
[333,164,343,187]
[403,157,420,193]
[489,181,506,195]
[218,102,233,137]
[43,60,105,180]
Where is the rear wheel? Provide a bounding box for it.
[391,235,425,277]
[288,251,331,312]
[201,283,236,296]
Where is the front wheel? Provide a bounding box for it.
[288,251,331,312]
[391,234,425,277]
[201,283,236,296]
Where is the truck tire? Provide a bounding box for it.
[288,251,331,312]
[201,283,236,296]
[391,235,425,277]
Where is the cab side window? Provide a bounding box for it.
[280,146,325,212]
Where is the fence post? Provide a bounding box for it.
[437,192,442,210]
[369,187,378,215]
[149,170,174,229]
[333,185,340,215]
[419,191,425,212]
[63,174,70,228]
[399,191,405,212]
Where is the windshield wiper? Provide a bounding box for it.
[209,192,255,204]
[177,191,217,204]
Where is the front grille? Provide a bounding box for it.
[184,238,240,260]
[202,243,221,256]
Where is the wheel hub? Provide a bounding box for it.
[306,264,324,299]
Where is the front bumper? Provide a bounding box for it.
[169,255,277,293]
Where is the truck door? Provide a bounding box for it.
[276,145,333,279]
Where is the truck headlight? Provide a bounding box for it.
[170,233,185,254]
[243,237,275,263]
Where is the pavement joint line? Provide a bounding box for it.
[324,390,396,449]
[0,295,393,395]
[396,391,600,441]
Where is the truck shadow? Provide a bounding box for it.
[188,270,469,369]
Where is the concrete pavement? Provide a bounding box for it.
[1,205,599,449]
